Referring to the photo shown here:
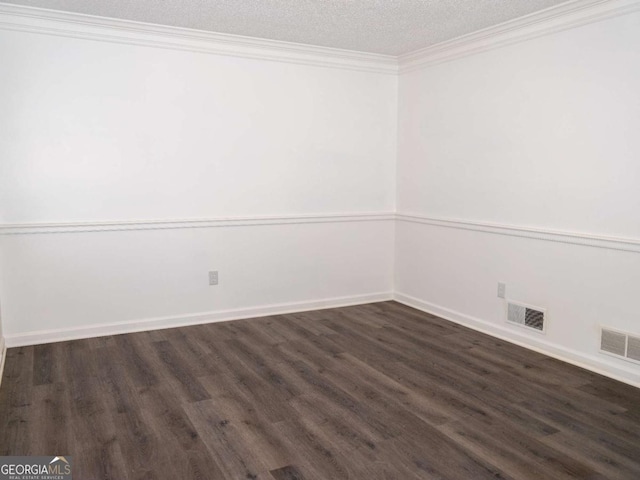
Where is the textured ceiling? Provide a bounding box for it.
[4,0,570,55]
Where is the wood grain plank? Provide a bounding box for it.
[0,301,638,479]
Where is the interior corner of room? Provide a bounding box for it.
[0,1,639,386]
[0,0,639,476]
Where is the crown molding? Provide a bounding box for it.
[0,212,395,235]
[399,0,640,73]
[397,213,640,253]
[1,1,638,76]
[0,3,397,74]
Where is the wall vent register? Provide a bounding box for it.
[506,301,546,333]
[600,327,640,365]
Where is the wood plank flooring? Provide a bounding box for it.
[1,301,639,479]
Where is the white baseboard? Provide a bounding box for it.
[4,290,638,389]
[0,336,6,389]
[4,292,393,348]
[394,292,640,389]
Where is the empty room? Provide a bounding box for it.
[1,0,639,478]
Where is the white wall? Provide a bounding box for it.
[0,260,5,382]
[2,4,639,386]
[0,31,396,223]
[397,11,640,385]
[0,27,397,343]
[398,13,640,237]
[1,221,393,343]
[0,285,4,344]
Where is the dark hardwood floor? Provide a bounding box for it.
[1,301,639,479]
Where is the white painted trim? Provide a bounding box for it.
[0,3,397,74]
[0,336,6,389]
[0,212,395,235]
[394,292,640,389]
[4,213,639,254]
[398,0,640,73]
[397,213,640,253]
[2,1,639,77]
[4,292,393,347]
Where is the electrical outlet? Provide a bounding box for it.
[497,282,506,299]
[209,271,219,286]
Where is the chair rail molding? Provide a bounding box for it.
[0,212,396,235]
[396,213,640,254]
[4,213,640,253]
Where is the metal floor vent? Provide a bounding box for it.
[600,328,640,365]
[507,301,546,333]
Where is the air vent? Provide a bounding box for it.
[600,329,626,356]
[600,327,640,365]
[506,301,546,333]
[627,336,640,362]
